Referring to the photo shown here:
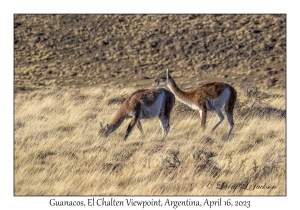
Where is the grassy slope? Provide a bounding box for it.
[14,85,286,195]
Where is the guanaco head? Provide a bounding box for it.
[99,122,113,137]
[155,69,172,85]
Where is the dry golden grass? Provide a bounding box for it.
[14,85,286,195]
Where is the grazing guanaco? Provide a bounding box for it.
[155,69,237,138]
[99,88,175,140]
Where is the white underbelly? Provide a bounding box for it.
[140,92,165,119]
[178,98,200,110]
[206,88,230,111]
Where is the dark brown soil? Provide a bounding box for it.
[14,14,286,90]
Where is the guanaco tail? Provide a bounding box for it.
[155,69,237,138]
[99,88,175,140]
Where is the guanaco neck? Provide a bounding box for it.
[108,107,129,133]
[167,76,193,103]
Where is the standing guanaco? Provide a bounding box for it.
[155,69,237,138]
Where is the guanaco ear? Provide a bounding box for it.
[166,69,170,79]
[105,124,109,130]
[100,122,103,128]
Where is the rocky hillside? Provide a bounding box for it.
[14,14,286,90]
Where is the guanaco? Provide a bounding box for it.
[155,69,237,138]
[99,88,175,140]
